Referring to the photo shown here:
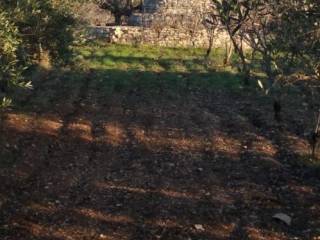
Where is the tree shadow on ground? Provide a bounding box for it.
[1,65,320,240]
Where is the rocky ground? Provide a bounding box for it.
[0,68,319,240]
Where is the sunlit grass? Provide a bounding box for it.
[74,41,243,94]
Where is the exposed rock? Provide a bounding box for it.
[88,0,233,48]
[88,26,231,48]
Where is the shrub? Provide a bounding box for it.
[0,0,75,106]
[0,12,28,105]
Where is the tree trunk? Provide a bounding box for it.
[205,33,214,59]
[242,64,250,86]
[263,55,274,89]
[227,30,250,85]
[224,43,234,66]
[115,14,122,25]
[237,50,250,85]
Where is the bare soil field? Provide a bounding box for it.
[0,44,319,240]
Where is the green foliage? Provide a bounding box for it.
[0,11,27,105]
[0,12,21,84]
[75,42,242,96]
[211,0,320,88]
[3,0,75,64]
[96,0,142,25]
[274,1,320,74]
[0,0,75,106]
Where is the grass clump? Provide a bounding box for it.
[74,42,242,95]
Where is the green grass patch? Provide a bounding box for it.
[74,42,242,95]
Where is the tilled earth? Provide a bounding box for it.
[0,71,319,240]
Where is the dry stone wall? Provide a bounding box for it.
[88,0,232,48]
[89,26,231,48]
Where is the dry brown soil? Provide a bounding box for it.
[0,71,319,240]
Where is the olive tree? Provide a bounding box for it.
[210,0,255,84]
[0,0,75,106]
[0,12,27,107]
[203,8,221,59]
[211,0,319,85]
[96,0,142,25]
[211,0,320,155]
[244,0,319,89]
